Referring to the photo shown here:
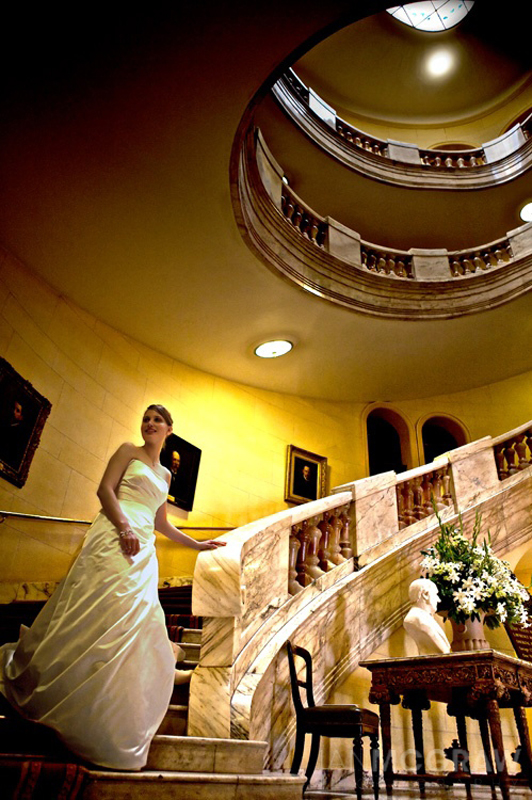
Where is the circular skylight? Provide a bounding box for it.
[519,203,532,223]
[387,2,475,32]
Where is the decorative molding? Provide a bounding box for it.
[273,70,532,191]
[236,126,532,320]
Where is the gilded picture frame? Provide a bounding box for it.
[285,444,327,505]
[0,357,52,488]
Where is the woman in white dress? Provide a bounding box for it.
[0,404,225,770]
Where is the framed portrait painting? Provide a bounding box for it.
[160,433,202,512]
[0,358,52,488]
[285,444,327,505]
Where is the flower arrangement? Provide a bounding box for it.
[421,510,530,629]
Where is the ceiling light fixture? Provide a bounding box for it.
[254,339,293,358]
[387,1,475,32]
[426,48,454,76]
[519,202,532,223]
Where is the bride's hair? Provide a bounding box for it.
[145,404,173,427]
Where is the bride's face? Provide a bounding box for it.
[141,409,172,446]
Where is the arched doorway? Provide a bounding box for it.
[421,415,467,464]
[366,408,409,476]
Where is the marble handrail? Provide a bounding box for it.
[240,126,532,319]
[273,69,532,190]
[188,421,532,756]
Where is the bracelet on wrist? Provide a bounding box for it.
[118,527,132,538]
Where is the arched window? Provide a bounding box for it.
[366,408,409,476]
[421,415,467,464]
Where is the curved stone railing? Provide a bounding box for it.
[237,126,532,319]
[189,421,532,771]
[273,69,532,191]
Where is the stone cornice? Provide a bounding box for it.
[272,71,532,191]
[237,127,532,320]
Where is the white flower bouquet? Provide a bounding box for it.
[421,510,530,629]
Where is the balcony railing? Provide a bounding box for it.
[272,69,532,190]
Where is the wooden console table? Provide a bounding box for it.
[361,651,532,800]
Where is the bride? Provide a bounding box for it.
[0,404,225,770]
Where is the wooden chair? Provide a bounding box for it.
[286,641,380,798]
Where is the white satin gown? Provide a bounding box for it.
[0,458,176,770]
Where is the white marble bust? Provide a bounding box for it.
[403,578,451,655]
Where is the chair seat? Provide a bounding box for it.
[301,703,379,735]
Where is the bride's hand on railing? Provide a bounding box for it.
[197,539,226,551]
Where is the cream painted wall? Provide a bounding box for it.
[0,249,360,591]
[0,248,531,591]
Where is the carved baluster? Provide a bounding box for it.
[367,253,377,272]
[376,256,387,273]
[495,444,508,480]
[462,257,474,274]
[401,481,416,527]
[355,137,362,148]
[421,472,433,516]
[445,156,454,168]
[396,485,406,529]
[482,251,494,268]
[300,214,310,236]
[450,258,463,277]
[527,430,532,465]
[289,528,303,594]
[283,197,294,221]
[316,225,327,246]
[296,520,312,587]
[433,156,442,167]
[309,220,319,244]
[442,468,453,506]
[346,130,354,144]
[364,140,372,152]
[292,206,302,229]
[306,517,326,580]
[457,157,466,168]
[329,513,346,565]
[339,508,354,560]
[468,156,477,167]
[494,248,507,264]
[515,435,529,470]
[431,470,445,510]
[318,512,335,572]
[395,259,406,278]
[385,256,395,275]
[473,254,484,272]
[413,477,425,520]
[504,440,519,475]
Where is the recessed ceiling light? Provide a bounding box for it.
[254,339,293,358]
[520,202,532,222]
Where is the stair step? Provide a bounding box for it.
[146,734,266,773]
[178,641,200,662]
[157,705,187,736]
[181,628,202,644]
[82,769,305,800]
[175,659,197,670]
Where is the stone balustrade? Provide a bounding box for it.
[449,239,513,277]
[493,421,532,480]
[246,126,532,319]
[188,423,532,772]
[395,464,453,529]
[189,421,532,755]
[281,186,327,246]
[361,243,413,279]
[272,70,532,190]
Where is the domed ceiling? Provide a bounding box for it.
[0,1,530,402]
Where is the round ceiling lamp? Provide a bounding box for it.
[387,1,475,32]
[426,48,454,76]
[254,339,293,358]
[519,202,532,223]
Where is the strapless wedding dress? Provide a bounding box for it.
[0,459,175,770]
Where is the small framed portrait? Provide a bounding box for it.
[161,433,202,512]
[0,358,52,488]
[285,444,327,505]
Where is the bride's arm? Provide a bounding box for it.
[155,502,226,551]
[97,442,140,555]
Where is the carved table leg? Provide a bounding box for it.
[486,698,510,800]
[380,702,393,796]
[410,703,426,796]
[513,705,532,788]
[478,715,497,799]
[455,712,472,800]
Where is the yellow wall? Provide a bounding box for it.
[0,248,531,589]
